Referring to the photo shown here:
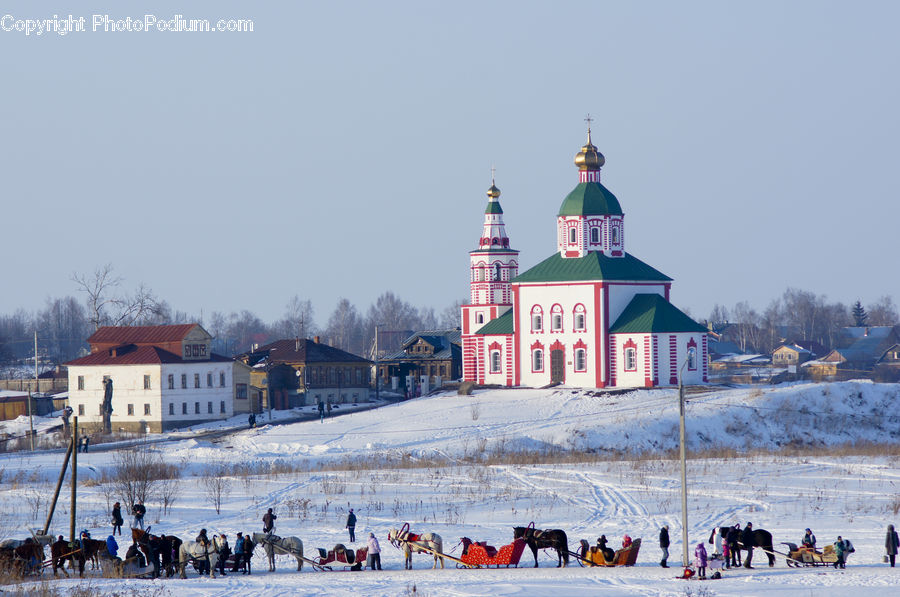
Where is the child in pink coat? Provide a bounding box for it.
[694,542,708,579]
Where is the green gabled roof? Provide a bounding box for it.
[474,310,514,335]
[485,200,503,214]
[513,252,672,283]
[609,294,706,334]
[558,182,623,217]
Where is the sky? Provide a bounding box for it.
[2,1,899,326]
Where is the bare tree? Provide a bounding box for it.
[326,298,363,354]
[439,299,465,329]
[158,471,182,516]
[867,296,899,326]
[111,447,171,507]
[72,264,161,329]
[201,468,231,515]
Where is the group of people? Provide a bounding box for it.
[800,527,856,568]
[194,529,255,575]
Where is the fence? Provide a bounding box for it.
[0,378,68,393]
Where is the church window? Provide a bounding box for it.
[532,349,544,372]
[531,306,543,332]
[624,347,637,371]
[494,263,502,281]
[551,304,563,332]
[568,227,577,244]
[575,348,587,372]
[573,304,586,331]
[590,227,599,244]
[476,313,484,324]
[490,350,501,373]
[611,225,620,245]
[478,266,485,281]
[687,339,698,371]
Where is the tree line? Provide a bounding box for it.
[0,264,464,373]
[705,288,899,354]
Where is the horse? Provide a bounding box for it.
[81,538,108,570]
[178,540,219,578]
[251,533,304,571]
[387,527,444,569]
[513,524,569,567]
[0,540,44,577]
[50,535,85,577]
[741,528,776,567]
[132,527,183,577]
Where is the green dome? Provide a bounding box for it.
[558,182,623,217]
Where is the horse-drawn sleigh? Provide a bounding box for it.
[458,537,528,568]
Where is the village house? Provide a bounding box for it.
[65,324,240,433]
[377,329,461,394]
[804,326,900,381]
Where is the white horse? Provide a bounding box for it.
[178,541,219,578]
[387,527,444,569]
[252,533,304,571]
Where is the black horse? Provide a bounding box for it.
[513,525,569,567]
[133,527,183,577]
[715,526,775,567]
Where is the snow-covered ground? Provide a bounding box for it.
[2,381,899,595]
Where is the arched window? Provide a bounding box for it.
[687,338,698,371]
[573,304,586,331]
[568,227,577,244]
[494,263,502,281]
[623,339,638,371]
[532,349,544,372]
[575,348,587,372]
[476,313,484,324]
[590,227,600,244]
[550,304,563,332]
[531,305,543,332]
[490,350,501,373]
[611,225,619,245]
[478,265,485,281]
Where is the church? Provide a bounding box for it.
[460,127,707,389]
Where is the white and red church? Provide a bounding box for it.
[461,129,707,389]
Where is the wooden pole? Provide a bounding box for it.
[70,416,77,544]
[42,437,74,535]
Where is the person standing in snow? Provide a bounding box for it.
[346,509,357,542]
[694,542,708,579]
[232,533,244,572]
[802,528,817,550]
[726,524,741,567]
[834,536,847,569]
[131,501,146,530]
[887,524,899,567]
[111,502,123,536]
[659,525,670,568]
[367,532,382,570]
[263,508,277,534]
[741,522,755,568]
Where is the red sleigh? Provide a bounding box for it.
[459,537,528,568]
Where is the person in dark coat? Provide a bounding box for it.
[887,524,899,567]
[659,525,670,568]
[834,536,847,569]
[215,534,230,576]
[741,522,755,568]
[726,524,741,567]
[132,502,146,530]
[126,542,146,568]
[802,528,817,550]
[111,502,123,536]
[596,535,614,563]
[346,508,357,542]
[195,529,211,575]
[262,508,277,534]
[241,532,254,575]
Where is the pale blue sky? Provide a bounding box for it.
[2,1,898,324]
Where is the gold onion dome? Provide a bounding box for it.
[487,182,501,199]
[574,130,605,171]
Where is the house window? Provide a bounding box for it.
[551,305,563,332]
[182,402,187,415]
[194,374,200,389]
[236,383,248,399]
[127,404,134,416]
[184,345,191,358]
[532,349,544,372]
[77,376,84,391]
[167,374,174,390]
[207,402,213,414]
[169,403,174,416]
[590,227,599,244]
[181,374,187,389]
[144,403,151,416]
[490,350,501,373]
[220,401,226,414]
[219,372,225,387]
[194,402,200,414]
[207,373,213,387]
[78,404,85,416]
[575,348,587,372]
[143,375,151,390]
[624,347,637,371]
[531,306,543,332]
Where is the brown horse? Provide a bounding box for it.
[513,524,569,567]
[50,535,85,577]
[132,527,182,577]
[0,540,44,577]
[81,538,108,570]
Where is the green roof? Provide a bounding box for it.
[609,294,706,334]
[485,200,503,214]
[558,182,623,217]
[474,310,514,335]
[513,252,672,283]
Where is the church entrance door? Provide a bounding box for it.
[550,349,565,384]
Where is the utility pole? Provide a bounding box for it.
[678,358,689,567]
[374,324,380,401]
[70,416,78,546]
[27,331,37,450]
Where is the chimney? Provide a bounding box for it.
[864,327,869,337]
[295,337,300,351]
[314,336,320,344]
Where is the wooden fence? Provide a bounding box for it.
[0,378,68,393]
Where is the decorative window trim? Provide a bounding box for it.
[490,350,502,374]
[568,226,577,244]
[550,304,563,333]
[574,348,587,372]
[532,349,544,372]
[573,303,587,332]
[590,226,600,244]
[687,338,698,371]
[530,305,543,333]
